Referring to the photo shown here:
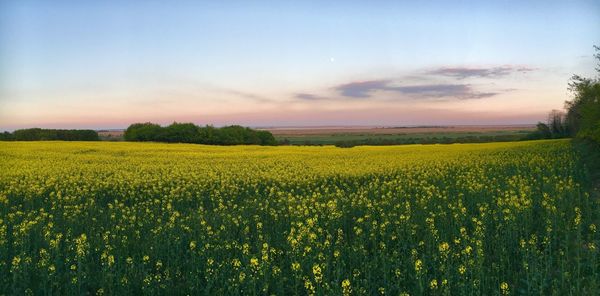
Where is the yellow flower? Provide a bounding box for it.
[272,266,281,276]
[500,282,509,295]
[305,279,315,296]
[75,233,88,258]
[438,242,449,253]
[414,259,423,273]
[464,245,473,255]
[312,264,323,283]
[394,268,402,278]
[574,207,581,226]
[292,262,301,271]
[341,279,351,288]
[430,279,438,290]
[341,279,352,295]
[11,256,21,270]
[250,257,259,268]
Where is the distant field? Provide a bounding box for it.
[268,125,535,145]
[99,125,536,145]
[97,130,125,141]
[267,125,535,135]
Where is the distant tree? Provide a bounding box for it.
[536,122,552,139]
[256,130,277,145]
[0,131,14,141]
[217,125,250,145]
[158,122,200,143]
[13,128,45,140]
[547,110,569,138]
[10,128,99,141]
[124,123,162,141]
[197,125,219,144]
[527,111,569,140]
[123,122,277,145]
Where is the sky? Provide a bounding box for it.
[0,0,599,130]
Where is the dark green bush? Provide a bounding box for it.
[5,128,99,141]
[123,122,277,146]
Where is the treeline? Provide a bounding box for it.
[0,128,99,141]
[531,45,600,143]
[124,122,277,145]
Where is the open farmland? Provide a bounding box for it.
[0,140,599,295]
[268,125,535,145]
[98,125,535,145]
[266,125,536,136]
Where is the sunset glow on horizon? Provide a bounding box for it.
[1,0,599,130]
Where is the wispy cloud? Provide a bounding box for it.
[427,66,535,79]
[220,89,273,103]
[333,80,498,99]
[293,64,535,102]
[335,80,391,98]
[295,93,329,101]
[389,84,471,97]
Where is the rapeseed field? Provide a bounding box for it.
[0,140,598,295]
